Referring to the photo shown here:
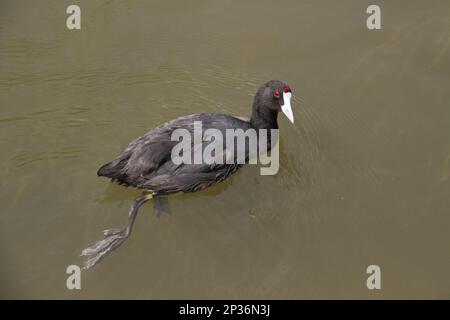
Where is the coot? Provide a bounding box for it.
[81,80,294,269]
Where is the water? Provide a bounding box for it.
[0,0,449,299]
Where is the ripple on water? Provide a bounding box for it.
[10,146,88,168]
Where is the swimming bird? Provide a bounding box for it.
[81,80,294,269]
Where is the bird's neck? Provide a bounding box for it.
[250,104,279,130]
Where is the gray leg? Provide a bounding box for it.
[81,193,152,269]
[153,196,172,217]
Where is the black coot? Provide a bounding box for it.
[81,80,294,268]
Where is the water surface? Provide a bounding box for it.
[0,0,449,299]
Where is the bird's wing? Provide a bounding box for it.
[97,114,250,189]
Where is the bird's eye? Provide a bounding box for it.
[274,90,280,98]
[283,87,291,93]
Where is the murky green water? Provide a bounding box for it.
[1,0,449,299]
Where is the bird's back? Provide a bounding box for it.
[97,113,251,194]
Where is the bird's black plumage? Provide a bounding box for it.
[81,80,294,269]
[97,113,250,195]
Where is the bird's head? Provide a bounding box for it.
[253,80,294,124]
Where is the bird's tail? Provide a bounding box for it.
[97,157,130,183]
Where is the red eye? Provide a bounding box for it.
[283,87,290,93]
[274,90,280,98]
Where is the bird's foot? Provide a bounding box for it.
[102,228,123,236]
[81,228,129,269]
[153,196,172,217]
